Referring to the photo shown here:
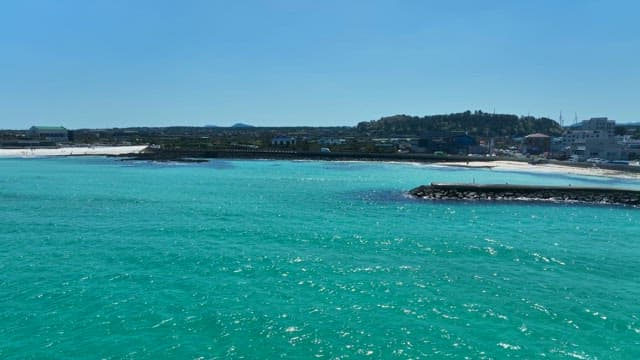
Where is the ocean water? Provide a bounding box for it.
[1,157,640,359]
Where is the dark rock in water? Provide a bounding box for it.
[408,183,640,207]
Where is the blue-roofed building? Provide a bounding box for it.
[271,136,296,147]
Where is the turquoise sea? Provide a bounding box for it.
[1,157,640,359]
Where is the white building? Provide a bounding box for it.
[562,117,622,160]
[620,135,640,160]
[318,138,346,146]
[271,136,296,146]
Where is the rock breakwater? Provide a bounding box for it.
[409,183,640,206]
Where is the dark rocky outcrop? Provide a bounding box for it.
[409,183,640,207]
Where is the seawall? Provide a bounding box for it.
[409,183,640,206]
[123,149,487,163]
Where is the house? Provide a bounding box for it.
[521,133,551,155]
[29,126,69,143]
[271,136,296,146]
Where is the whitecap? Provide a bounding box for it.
[497,342,521,350]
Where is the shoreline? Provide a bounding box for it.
[2,146,640,181]
[127,148,640,180]
[435,160,640,180]
[0,145,148,157]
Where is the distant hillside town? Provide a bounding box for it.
[1,111,639,163]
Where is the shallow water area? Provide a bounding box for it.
[1,157,639,359]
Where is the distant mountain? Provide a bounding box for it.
[357,110,563,137]
[204,123,254,128]
[231,123,254,128]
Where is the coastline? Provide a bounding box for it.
[2,145,639,181]
[126,148,640,181]
[435,160,640,180]
[0,145,148,158]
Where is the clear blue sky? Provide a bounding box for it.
[1,0,638,129]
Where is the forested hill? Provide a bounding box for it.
[357,111,562,137]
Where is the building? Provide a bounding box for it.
[562,117,622,160]
[563,117,615,141]
[521,133,551,155]
[318,138,346,146]
[620,136,640,160]
[271,136,296,146]
[29,126,69,143]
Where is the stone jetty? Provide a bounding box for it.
[409,183,640,206]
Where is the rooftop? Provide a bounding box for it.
[30,126,67,132]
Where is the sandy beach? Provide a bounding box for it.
[0,145,148,158]
[437,160,640,180]
[2,147,639,181]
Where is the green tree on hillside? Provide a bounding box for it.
[357,111,562,137]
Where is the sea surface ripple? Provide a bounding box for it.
[1,158,639,359]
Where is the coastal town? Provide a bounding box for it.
[2,112,639,167]
[4,1,640,357]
